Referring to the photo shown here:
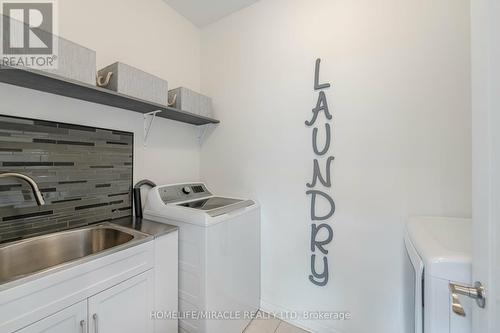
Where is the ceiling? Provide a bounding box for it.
[163,0,260,27]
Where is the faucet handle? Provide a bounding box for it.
[450,288,466,316]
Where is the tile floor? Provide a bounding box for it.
[244,311,310,333]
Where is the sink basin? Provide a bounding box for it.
[0,224,150,286]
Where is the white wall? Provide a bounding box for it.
[200,0,471,332]
[59,0,200,91]
[0,0,202,185]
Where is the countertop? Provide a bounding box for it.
[110,216,178,238]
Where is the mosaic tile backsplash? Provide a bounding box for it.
[0,115,133,243]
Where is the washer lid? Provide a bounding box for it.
[406,216,472,282]
[177,197,242,210]
[176,197,255,217]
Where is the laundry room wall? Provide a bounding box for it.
[199,0,472,332]
[0,0,202,185]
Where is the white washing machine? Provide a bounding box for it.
[405,216,472,333]
[144,183,260,333]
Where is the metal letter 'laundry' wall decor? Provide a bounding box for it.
[306,59,334,286]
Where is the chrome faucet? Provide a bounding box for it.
[0,172,45,206]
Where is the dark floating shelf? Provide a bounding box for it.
[0,66,220,126]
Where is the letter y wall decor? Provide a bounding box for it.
[306,59,335,287]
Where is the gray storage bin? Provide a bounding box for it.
[0,14,96,85]
[44,37,96,85]
[168,87,213,118]
[98,62,168,105]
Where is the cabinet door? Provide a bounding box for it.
[88,270,154,333]
[16,301,87,333]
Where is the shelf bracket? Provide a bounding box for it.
[198,123,215,144]
[143,110,162,146]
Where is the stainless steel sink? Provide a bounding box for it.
[0,224,150,286]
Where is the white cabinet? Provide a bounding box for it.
[88,270,154,333]
[1,241,154,333]
[16,301,87,333]
[1,231,178,333]
[16,271,154,333]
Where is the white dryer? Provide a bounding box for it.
[144,183,260,333]
[405,216,472,333]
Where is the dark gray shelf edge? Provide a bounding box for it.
[0,66,220,126]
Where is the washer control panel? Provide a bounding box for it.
[159,183,211,204]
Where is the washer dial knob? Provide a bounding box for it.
[182,186,192,195]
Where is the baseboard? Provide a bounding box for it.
[259,299,345,333]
